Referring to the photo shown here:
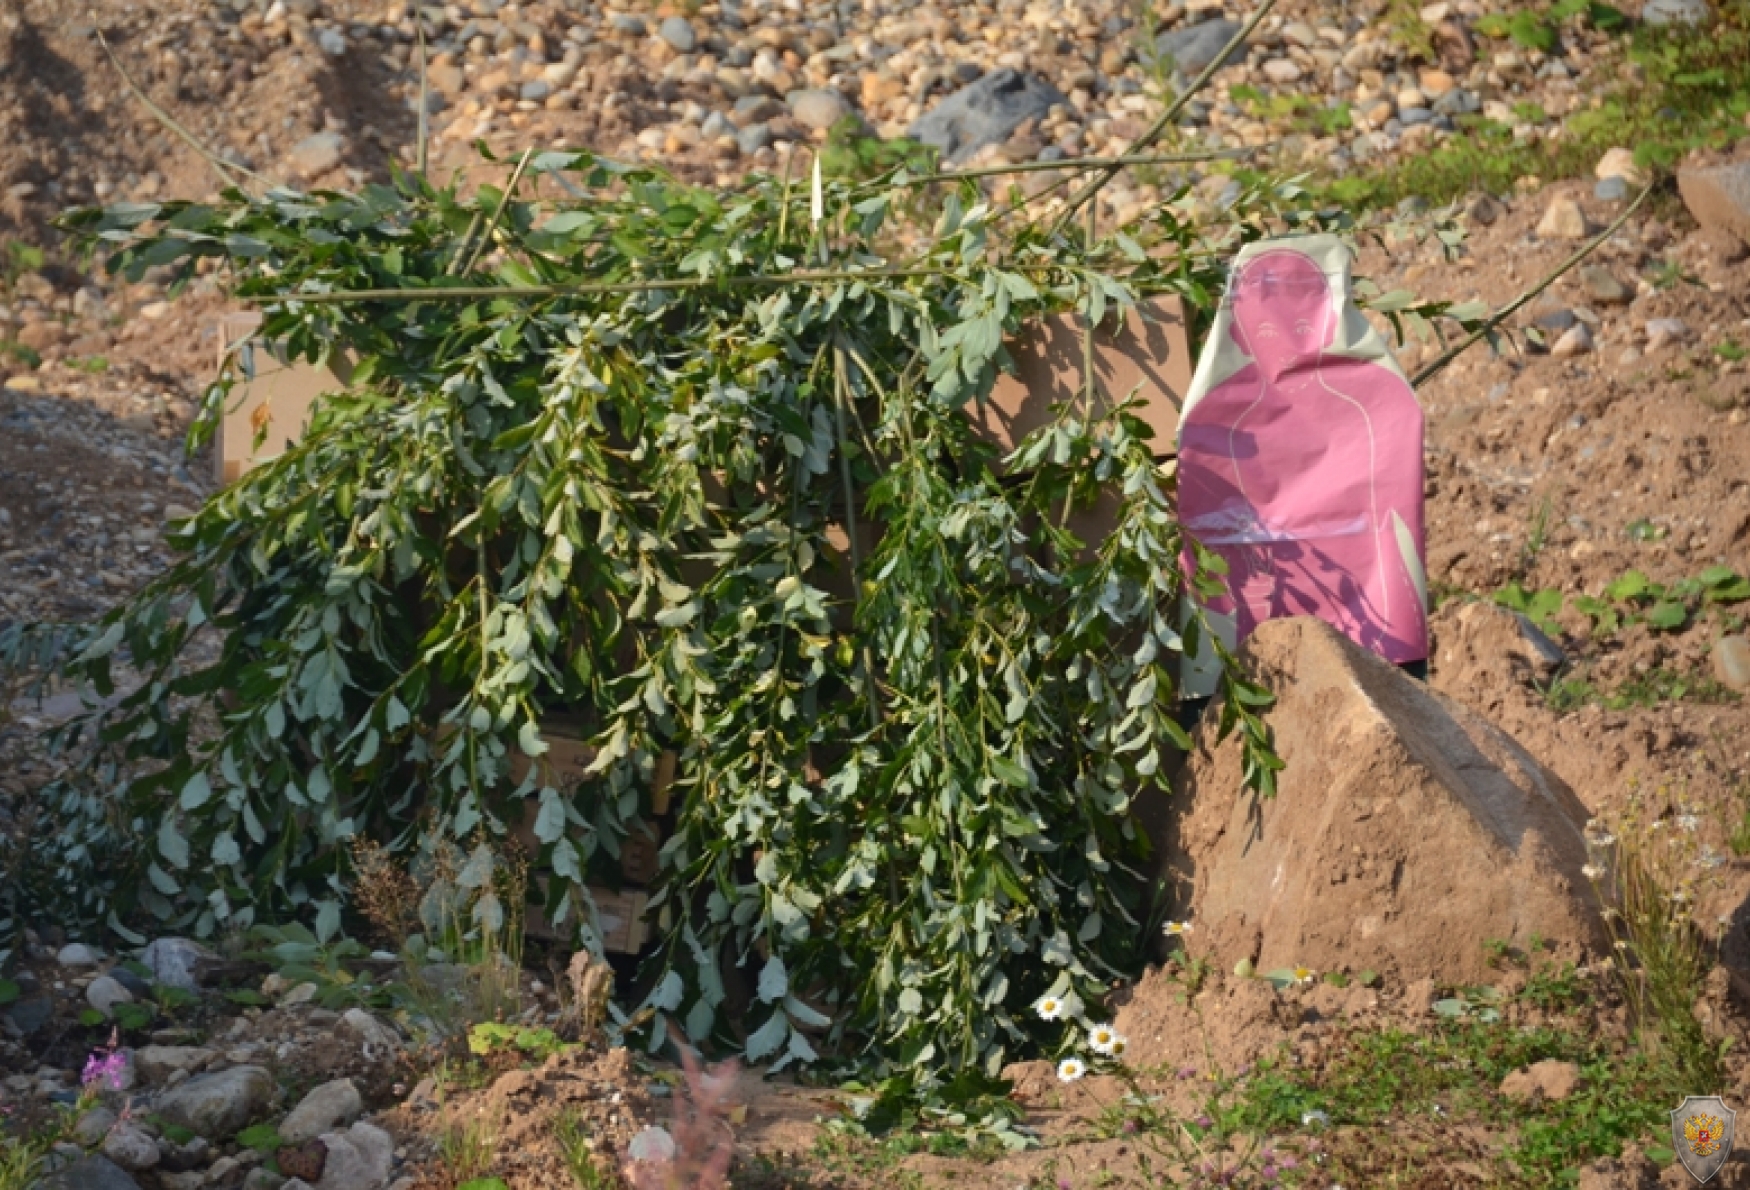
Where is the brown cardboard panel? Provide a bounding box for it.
[213,312,352,483]
[525,886,651,953]
[977,295,1190,457]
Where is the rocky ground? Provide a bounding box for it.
[4,0,1750,1187]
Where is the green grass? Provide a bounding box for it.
[1235,1021,1678,1185]
[1262,0,1750,209]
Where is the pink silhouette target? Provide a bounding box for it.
[1177,238,1428,678]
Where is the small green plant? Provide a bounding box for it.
[236,1123,284,1155]
[438,1111,498,1183]
[467,1021,573,1062]
[1648,259,1702,290]
[0,341,41,370]
[1490,581,1564,635]
[1585,803,1725,1091]
[555,1110,614,1190]
[0,241,43,289]
[1432,984,1504,1023]
[819,117,937,182]
[1715,339,1749,362]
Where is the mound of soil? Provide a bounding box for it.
[1164,616,1607,987]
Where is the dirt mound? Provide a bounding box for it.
[1163,617,1607,986]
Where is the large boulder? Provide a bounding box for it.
[42,1156,141,1190]
[908,69,1066,163]
[1163,618,1605,985]
[154,1066,276,1139]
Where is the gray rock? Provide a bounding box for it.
[908,69,1067,163]
[101,1123,161,1172]
[73,1107,119,1147]
[139,939,213,993]
[736,122,772,155]
[519,80,550,102]
[1398,106,1433,126]
[700,110,730,140]
[1533,307,1578,332]
[1594,176,1630,202]
[1645,317,1690,351]
[86,975,135,1018]
[1579,265,1631,305]
[1154,18,1246,78]
[658,15,696,52]
[57,943,101,967]
[786,88,852,131]
[1677,161,1750,246]
[731,95,784,126]
[1715,635,1750,692]
[287,133,346,180]
[43,1156,141,1190]
[155,1065,276,1139]
[309,1122,394,1190]
[1466,193,1502,225]
[280,1080,363,1145]
[1536,195,1592,240]
[609,13,646,35]
[1641,0,1710,24]
[338,1009,399,1053]
[135,1046,213,1085]
[243,1170,287,1190]
[1551,323,1594,359]
[108,968,153,1000]
[6,995,53,1035]
[157,1138,210,1174]
[316,27,347,56]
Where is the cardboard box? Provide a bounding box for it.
[213,312,352,483]
[977,295,1191,458]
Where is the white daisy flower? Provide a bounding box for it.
[1057,1058,1086,1083]
[1035,996,1066,1022]
[1107,1034,1129,1060]
[1087,1023,1118,1054]
[1292,966,1315,984]
[1163,921,1193,937]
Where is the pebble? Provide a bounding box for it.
[1536,196,1592,240]
[57,943,101,967]
[1551,323,1594,359]
[1262,59,1303,84]
[101,1123,161,1173]
[1715,635,1750,692]
[1594,176,1630,202]
[286,133,345,181]
[1595,146,1646,186]
[140,938,212,993]
[1153,18,1246,78]
[155,1066,276,1139]
[280,1079,363,1145]
[86,974,135,1017]
[657,16,696,54]
[1645,318,1691,352]
[786,88,851,132]
[1578,265,1630,305]
[1641,0,1711,25]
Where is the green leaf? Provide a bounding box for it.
[0,979,19,1006]
[158,817,190,870]
[1645,601,1687,630]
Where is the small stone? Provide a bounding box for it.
[627,1126,677,1165]
[57,943,101,967]
[1551,324,1594,359]
[1715,636,1750,692]
[135,1046,212,1084]
[6,996,53,1035]
[786,88,851,131]
[243,1170,287,1190]
[140,939,213,993]
[86,975,135,1017]
[1537,195,1592,240]
[108,968,153,1000]
[1533,307,1578,332]
[157,1138,210,1174]
[1466,193,1502,225]
[1641,0,1709,25]
[316,28,346,56]
[155,1066,276,1139]
[1594,176,1630,202]
[426,63,465,95]
[280,982,319,1006]
[339,1009,399,1052]
[1261,58,1302,83]
[1418,68,1456,96]
[1645,318,1691,352]
[42,1156,142,1190]
[1594,146,1645,186]
[657,15,696,53]
[277,1138,328,1183]
[74,1107,119,1147]
[308,1122,393,1190]
[280,1080,363,1145]
[1578,265,1630,305]
[609,13,646,36]
[286,133,346,180]
[1154,18,1246,78]
[138,301,170,321]
[101,1123,161,1172]
[908,69,1066,163]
